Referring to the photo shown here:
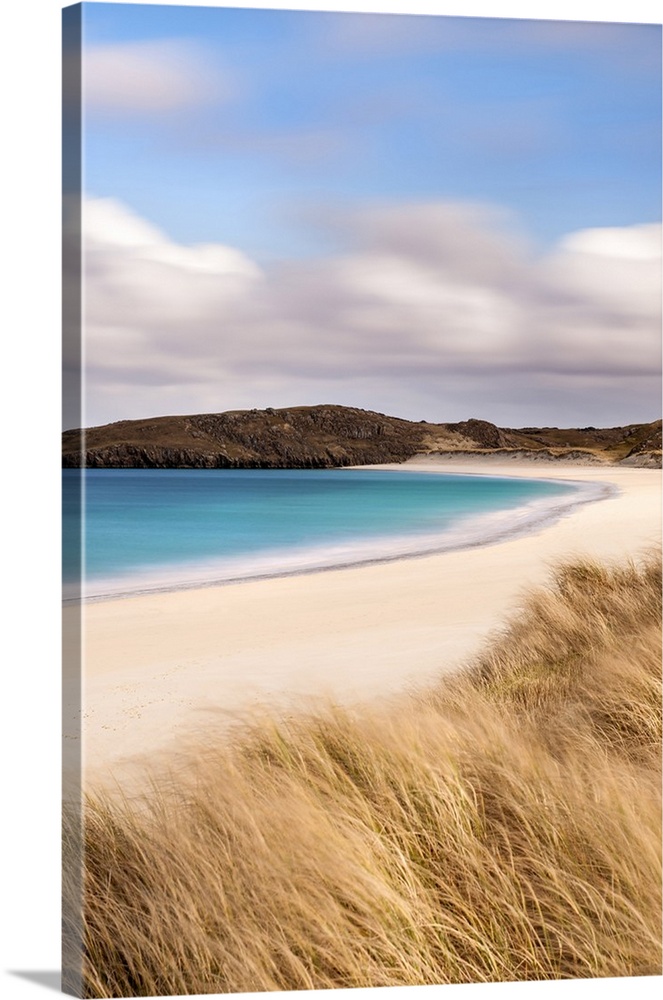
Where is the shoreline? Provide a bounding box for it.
[70,457,661,789]
[67,465,614,604]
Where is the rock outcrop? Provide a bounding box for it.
[62,406,662,469]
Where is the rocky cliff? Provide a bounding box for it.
[62,406,662,469]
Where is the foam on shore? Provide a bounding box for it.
[68,460,661,789]
[65,474,612,603]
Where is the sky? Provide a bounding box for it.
[70,1,662,428]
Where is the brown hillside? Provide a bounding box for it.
[62,406,662,469]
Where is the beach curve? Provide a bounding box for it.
[69,457,661,788]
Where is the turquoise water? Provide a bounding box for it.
[62,468,605,600]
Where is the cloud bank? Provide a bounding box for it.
[79,196,661,429]
[84,40,234,114]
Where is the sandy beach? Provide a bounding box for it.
[68,458,661,788]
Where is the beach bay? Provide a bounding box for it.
[70,459,661,788]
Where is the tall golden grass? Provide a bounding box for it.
[68,554,661,997]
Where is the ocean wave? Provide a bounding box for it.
[63,476,617,604]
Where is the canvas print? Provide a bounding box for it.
[62,3,662,997]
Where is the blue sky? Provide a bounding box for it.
[73,2,662,427]
[82,4,661,257]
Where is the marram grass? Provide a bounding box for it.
[69,553,661,997]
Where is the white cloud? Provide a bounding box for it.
[84,197,261,277]
[545,223,661,323]
[84,40,234,114]
[80,196,661,427]
[84,196,165,247]
[558,223,660,260]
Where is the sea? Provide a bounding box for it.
[62,468,612,601]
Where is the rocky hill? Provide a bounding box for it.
[62,406,662,469]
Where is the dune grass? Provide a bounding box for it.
[68,553,661,997]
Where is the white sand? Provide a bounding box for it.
[67,459,661,788]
